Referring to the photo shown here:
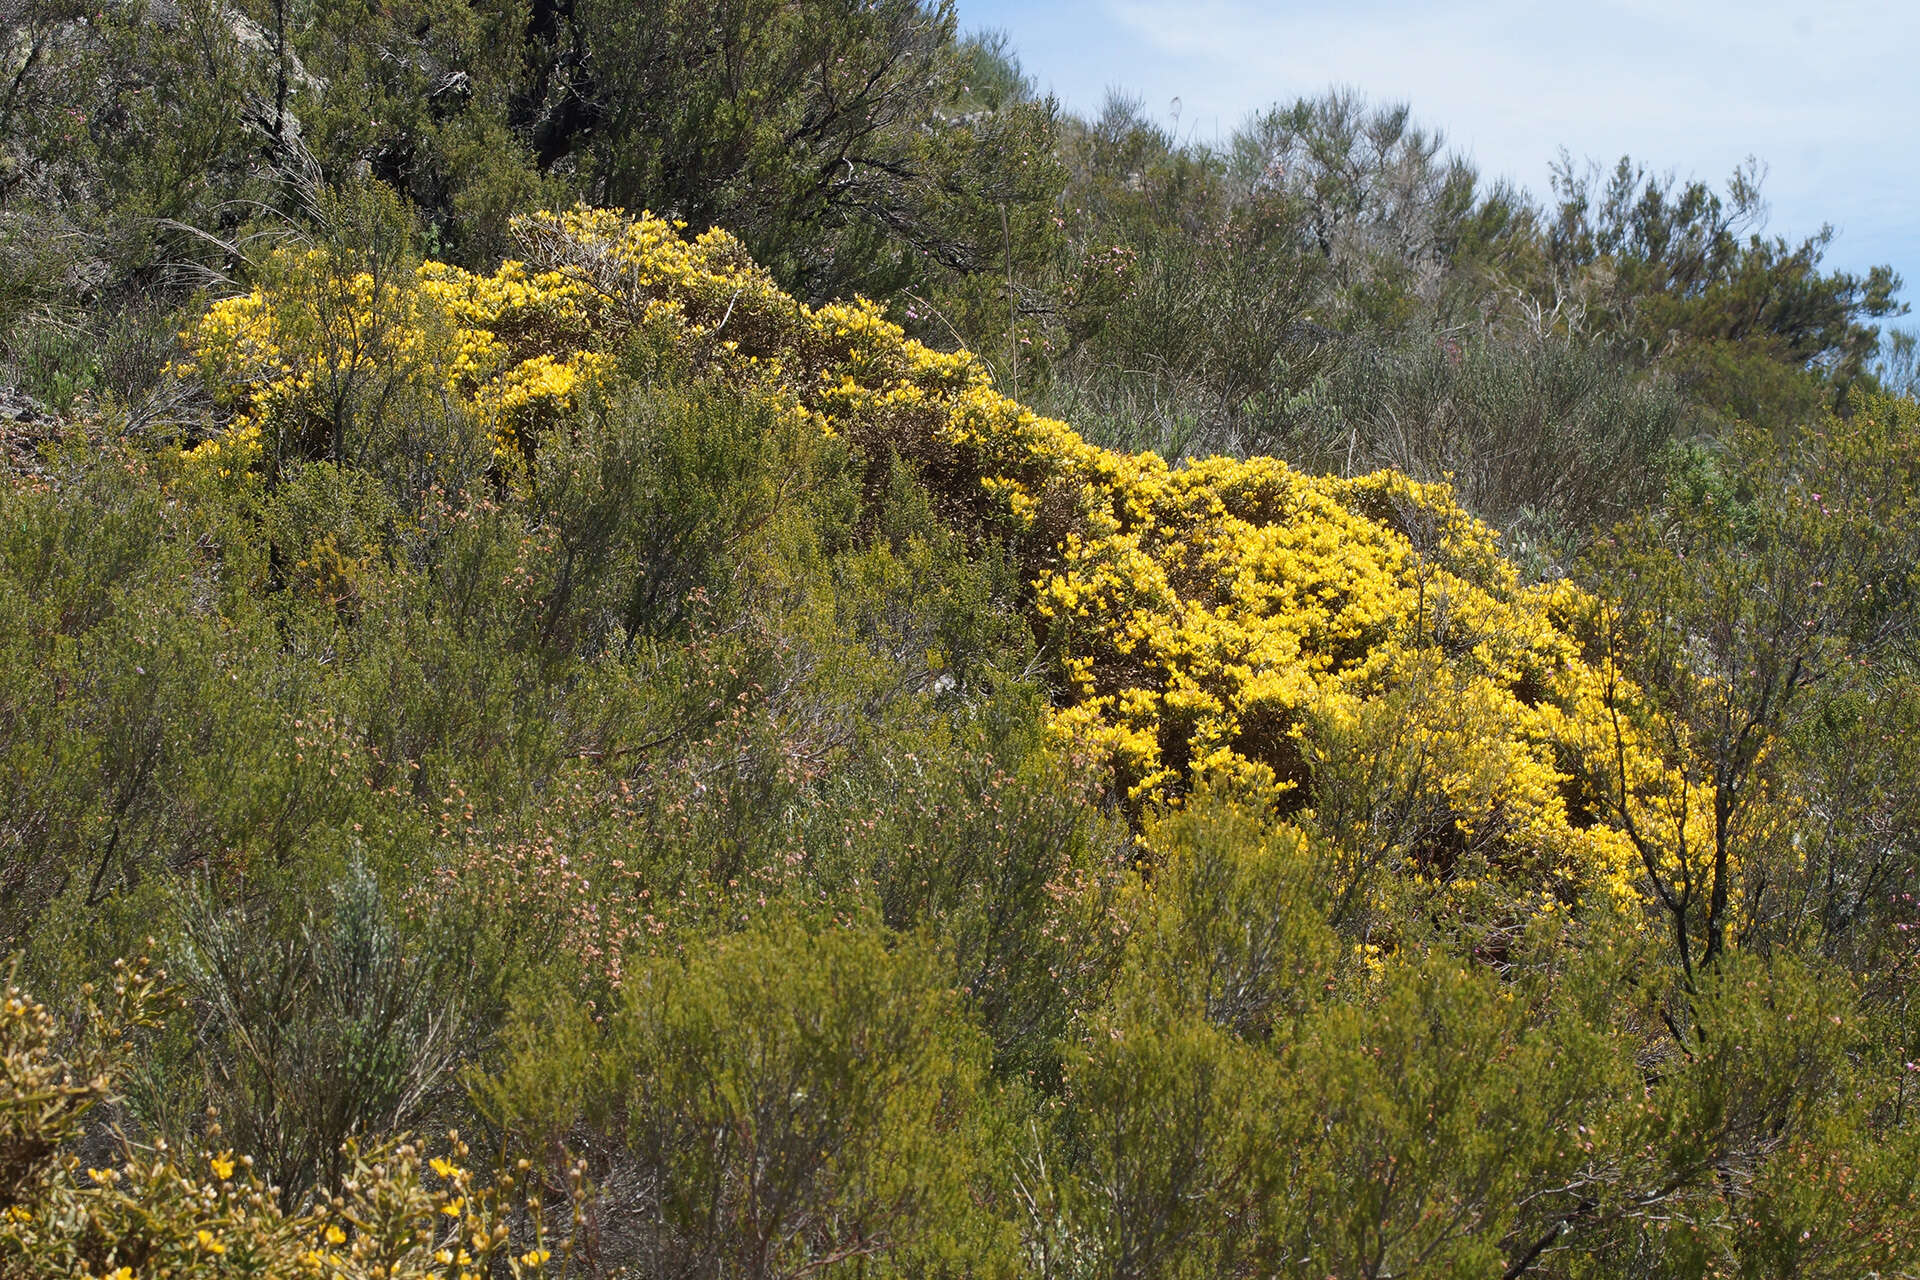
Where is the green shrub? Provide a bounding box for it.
[172,861,473,1203]
[486,918,1000,1278]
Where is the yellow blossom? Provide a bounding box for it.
[180,206,1696,918]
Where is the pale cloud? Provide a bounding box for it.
[960,0,1919,287]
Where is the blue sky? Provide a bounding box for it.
[955,0,1917,306]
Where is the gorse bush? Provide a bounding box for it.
[180,207,1696,928]
[0,961,580,1280]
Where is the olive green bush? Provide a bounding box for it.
[485,920,998,1279]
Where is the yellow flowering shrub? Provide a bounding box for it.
[180,207,1703,916]
[0,967,576,1280]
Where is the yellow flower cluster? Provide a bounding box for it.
[1025,452,1686,910]
[180,207,1700,913]
[178,245,605,470]
[2,966,567,1278]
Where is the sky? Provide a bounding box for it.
[954,0,1917,305]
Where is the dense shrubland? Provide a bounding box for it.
[4,3,1920,1277]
